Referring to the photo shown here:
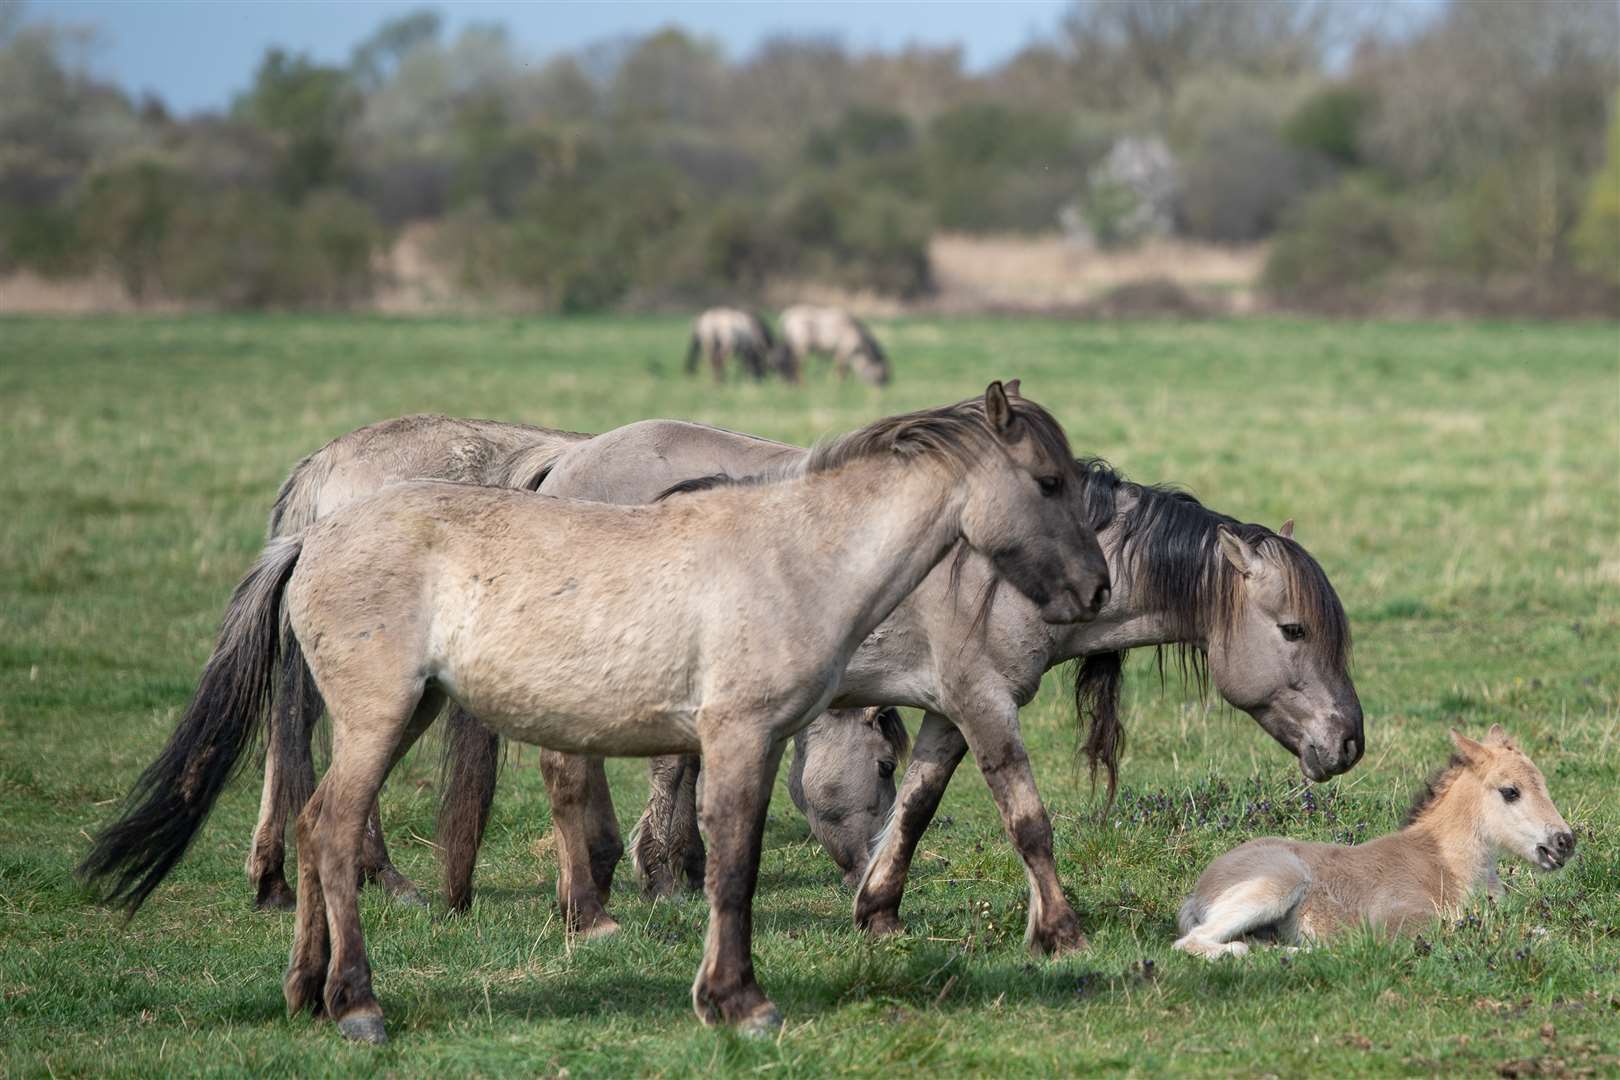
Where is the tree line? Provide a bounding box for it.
[0,0,1615,313]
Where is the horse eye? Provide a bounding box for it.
[877,761,896,779]
[1279,623,1306,642]
[1500,786,1521,803]
[1038,475,1063,496]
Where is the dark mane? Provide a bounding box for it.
[1069,457,1352,804]
[874,706,911,761]
[1403,754,1466,826]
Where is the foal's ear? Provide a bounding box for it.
[1216,525,1261,576]
[1485,723,1511,747]
[985,381,1013,434]
[1004,378,1023,398]
[1278,519,1295,539]
[1450,728,1489,767]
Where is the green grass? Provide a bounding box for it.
[2,314,1617,1077]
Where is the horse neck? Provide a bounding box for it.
[1398,772,1493,901]
[783,455,968,652]
[1051,515,1200,659]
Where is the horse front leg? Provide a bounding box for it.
[690,721,783,1034]
[539,749,620,936]
[854,710,967,935]
[957,700,1086,956]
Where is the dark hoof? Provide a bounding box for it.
[857,909,905,937]
[1031,925,1090,958]
[737,1005,783,1038]
[390,888,429,910]
[337,1015,387,1044]
[254,879,297,912]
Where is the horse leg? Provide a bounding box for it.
[284,785,331,1018]
[675,755,707,892]
[358,796,424,906]
[581,755,624,899]
[1173,876,1308,960]
[632,754,688,898]
[539,749,619,937]
[439,703,501,914]
[315,687,441,1044]
[711,346,728,383]
[956,699,1086,956]
[689,722,783,1033]
[854,711,967,935]
[249,654,321,911]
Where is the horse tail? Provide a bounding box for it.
[267,447,334,539]
[437,704,502,913]
[79,535,305,915]
[1072,650,1127,806]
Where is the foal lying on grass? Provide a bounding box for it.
[1175,725,1574,958]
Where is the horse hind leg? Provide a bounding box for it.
[1173,870,1309,961]
[439,703,501,915]
[675,756,706,892]
[249,649,321,911]
[540,749,620,937]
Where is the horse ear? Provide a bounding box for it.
[1004,378,1023,398]
[1216,525,1260,576]
[984,381,1013,434]
[1278,519,1295,539]
[1485,723,1510,746]
[1450,728,1488,767]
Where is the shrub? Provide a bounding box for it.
[1263,178,1407,303]
[1573,97,1620,288]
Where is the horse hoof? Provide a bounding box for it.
[254,881,296,912]
[391,888,429,909]
[857,910,904,937]
[737,1005,783,1038]
[578,914,620,940]
[337,1016,388,1044]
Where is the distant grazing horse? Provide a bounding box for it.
[244,415,590,913]
[80,385,1110,1040]
[685,307,786,382]
[439,417,1361,955]
[1176,725,1573,957]
[778,304,890,386]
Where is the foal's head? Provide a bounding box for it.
[1436,725,1576,872]
[946,382,1110,623]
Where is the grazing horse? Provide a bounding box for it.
[778,304,890,386]
[1175,726,1574,957]
[246,415,591,912]
[441,424,1360,954]
[79,386,1111,1041]
[685,307,785,382]
[633,707,908,897]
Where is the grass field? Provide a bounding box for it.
[2,315,1617,1077]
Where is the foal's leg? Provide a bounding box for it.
[855,711,968,936]
[539,749,619,937]
[1173,874,1308,960]
[955,700,1087,956]
[690,723,784,1033]
[313,689,441,1044]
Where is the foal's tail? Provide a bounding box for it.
[78,536,304,915]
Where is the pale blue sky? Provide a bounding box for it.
[33,1,1075,114]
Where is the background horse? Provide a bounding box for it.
[684,307,786,381]
[79,386,1110,1040]
[1175,725,1573,957]
[778,304,890,386]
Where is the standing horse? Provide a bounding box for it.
[1175,726,1573,957]
[79,386,1111,1040]
[685,308,786,382]
[778,305,890,386]
[246,415,591,912]
[447,421,1360,953]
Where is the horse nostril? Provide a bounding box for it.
[1557,831,1575,856]
[1341,737,1361,765]
[1091,584,1110,611]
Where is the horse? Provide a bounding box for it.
[684,307,787,382]
[1174,725,1574,958]
[777,304,890,386]
[247,415,940,918]
[441,422,1361,955]
[78,385,1112,1041]
[632,707,908,897]
[246,414,591,913]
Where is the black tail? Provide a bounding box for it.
[78,536,304,915]
[1072,650,1127,805]
[272,616,322,830]
[684,331,701,375]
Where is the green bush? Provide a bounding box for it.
[1573,98,1620,288]
[1284,86,1371,167]
[78,158,185,299]
[1263,178,1407,302]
